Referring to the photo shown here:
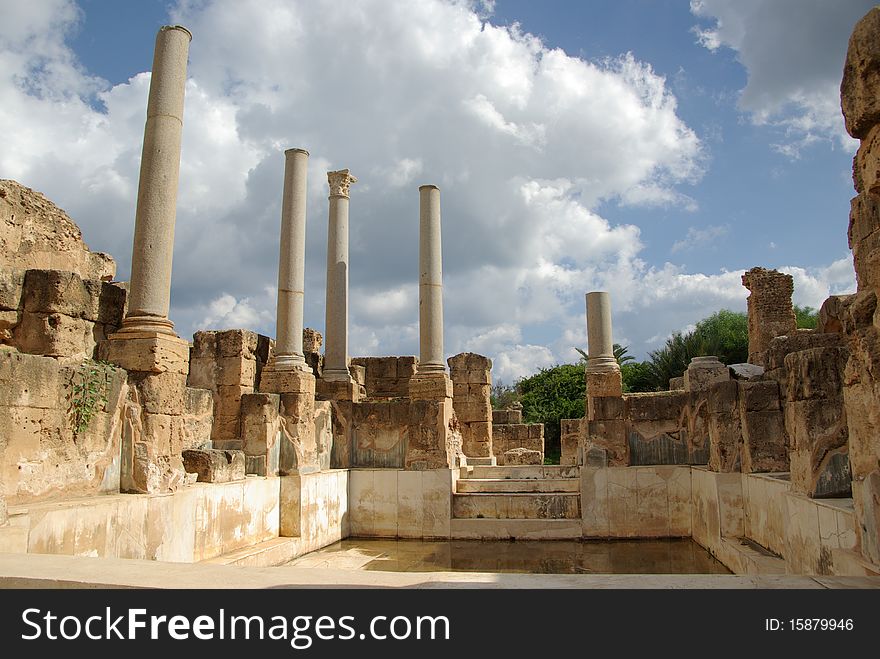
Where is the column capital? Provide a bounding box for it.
[328,169,357,198]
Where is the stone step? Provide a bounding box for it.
[456,478,580,494]
[201,537,303,567]
[453,493,580,520]
[450,518,583,540]
[463,465,579,480]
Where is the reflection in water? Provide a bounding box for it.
[285,538,731,574]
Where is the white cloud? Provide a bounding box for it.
[690,0,873,154]
[671,224,730,253]
[1,0,856,380]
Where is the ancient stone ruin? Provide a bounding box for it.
[2,11,880,583]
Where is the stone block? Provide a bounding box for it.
[668,376,684,390]
[738,380,780,412]
[349,364,366,386]
[841,7,880,139]
[99,331,190,375]
[408,373,453,400]
[586,418,627,466]
[765,331,844,370]
[453,399,491,422]
[315,376,360,401]
[396,356,419,378]
[0,350,60,408]
[685,356,729,392]
[740,409,787,473]
[707,379,739,414]
[503,447,543,465]
[707,411,741,473]
[492,408,522,424]
[784,346,848,401]
[182,448,245,483]
[0,268,24,310]
[622,392,682,421]
[128,370,188,415]
[727,364,763,382]
[211,414,241,441]
[586,369,622,397]
[589,394,625,420]
[185,386,214,417]
[260,367,316,395]
[13,310,96,358]
[783,397,848,452]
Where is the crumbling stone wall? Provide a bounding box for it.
[0,181,127,359]
[742,267,797,367]
[569,355,786,473]
[0,351,128,504]
[350,356,417,398]
[243,374,331,476]
[448,352,492,458]
[188,329,271,448]
[841,6,880,566]
[329,397,460,470]
[0,180,115,281]
[3,269,126,359]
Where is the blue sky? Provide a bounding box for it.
[0,0,868,381]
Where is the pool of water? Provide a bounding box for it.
[284,538,731,574]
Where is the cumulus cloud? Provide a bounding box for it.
[0,0,856,379]
[690,0,874,154]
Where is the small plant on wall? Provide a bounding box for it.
[69,360,113,436]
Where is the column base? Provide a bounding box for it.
[409,372,453,400]
[316,377,362,402]
[99,330,190,375]
[117,314,177,336]
[260,365,316,395]
[271,353,310,371]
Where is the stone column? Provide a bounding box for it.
[322,169,356,382]
[585,292,618,375]
[584,291,625,465]
[417,185,446,375]
[410,185,452,400]
[100,26,194,493]
[272,148,310,371]
[120,25,192,336]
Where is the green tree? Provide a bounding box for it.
[693,309,749,365]
[794,304,818,329]
[490,381,520,409]
[621,360,655,393]
[642,309,749,390]
[517,363,585,464]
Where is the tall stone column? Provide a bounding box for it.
[99,26,194,494]
[410,185,453,400]
[120,25,192,336]
[322,169,356,383]
[417,185,446,375]
[584,291,625,466]
[260,149,316,396]
[272,148,309,371]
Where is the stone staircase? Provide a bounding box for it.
[451,465,582,539]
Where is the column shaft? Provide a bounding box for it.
[417,185,445,373]
[585,291,618,373]
[122,25,192,335]
[273,148,309,370]
[323,170,356,381]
